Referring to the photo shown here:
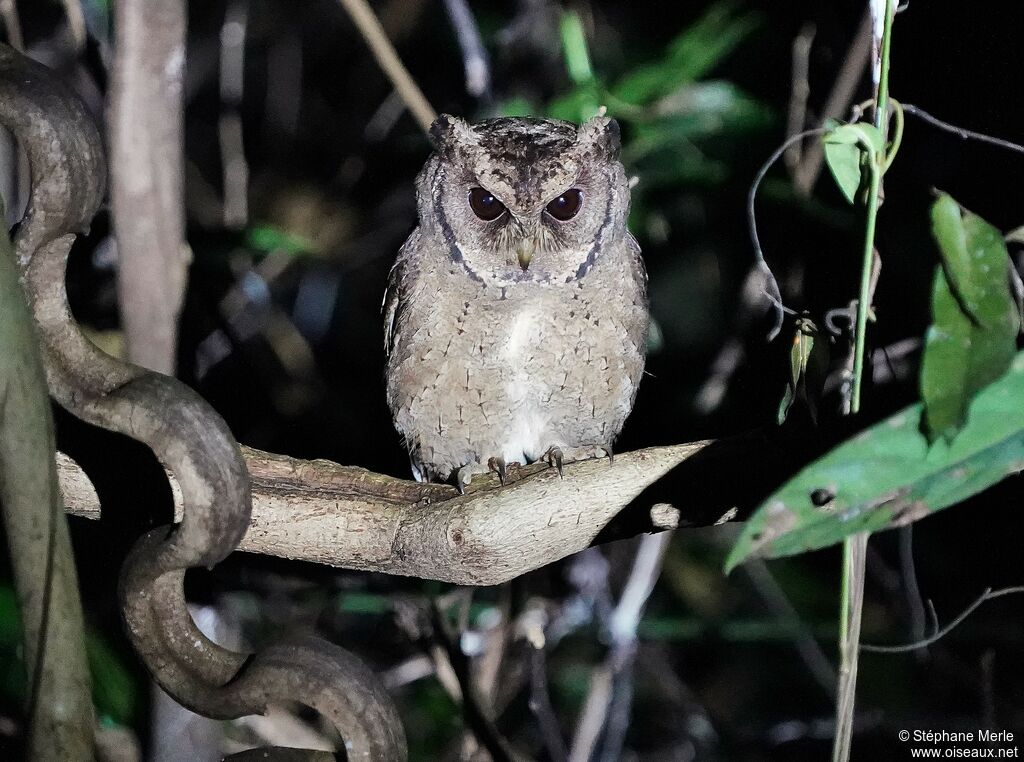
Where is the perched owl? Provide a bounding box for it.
[383,114,648,489]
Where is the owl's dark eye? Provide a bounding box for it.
[545,189,583,221]
[468,187,507,221]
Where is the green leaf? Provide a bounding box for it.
[611,2,759,106]
[822,123,882,204]
[930,193,1006,322]
[922,195,1019,442]
[546,85,604,123]
[725,351,1024,571]
[494,96,536,118]
[246,224,316,257]
[0,585,138,725]
[559,11,594,86]
[621,81,772,172]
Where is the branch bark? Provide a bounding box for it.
[58,441,712,585]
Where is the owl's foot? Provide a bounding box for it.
[544,444,614,478]
[454,457,510,494]
[488,456,508,485]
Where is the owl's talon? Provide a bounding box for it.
[545,447,565,478]
[455,458,511,493]
[544,443,613,474]
[488,456,508,485]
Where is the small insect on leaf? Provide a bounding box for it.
[823,122,883,205]
[777,316,824,425]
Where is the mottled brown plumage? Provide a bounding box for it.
[384,114,648,488]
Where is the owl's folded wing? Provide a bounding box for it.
[382,235,417,359]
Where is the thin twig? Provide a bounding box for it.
[742,560,837,700]
[901,103,1024,155]
[784,23,816,175]
[219,0,250,229]
[530,644,569,762]
[0,0,23,50]
[835,6,895,761]
[898,526,927,648]
[833,532,868,762]
[850,243,882,414]
[980,650,996,738]
[430,600,517,762]
[793,11,873,195]
[336,0,436,134]
[442,0,491,100]
[60,0,88,52]
[569,532,673,762]
[747,128,826,340]
[861,586,1024,654]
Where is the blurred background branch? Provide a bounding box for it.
[109,0,189,375]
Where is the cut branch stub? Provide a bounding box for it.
[0,42,405,759]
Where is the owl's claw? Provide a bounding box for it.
[544,443,613,477]
[487,456,508,485]
[455,462,488,494]
[545,447,565,478]
[455,457,512,493]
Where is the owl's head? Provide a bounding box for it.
[417,114,630,286]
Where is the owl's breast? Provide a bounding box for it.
[386,255,647,481]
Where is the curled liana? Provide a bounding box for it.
[0,42,406,760]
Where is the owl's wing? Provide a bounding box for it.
[626,232,648,294]
[625,233,651,351]
[382,237,414,359]
[382,263,402,359]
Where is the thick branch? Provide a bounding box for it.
[59,442,715,586]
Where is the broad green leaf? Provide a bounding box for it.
[931,193,1008,322]
[922,195,1019,442]
[822,123,882,204]
[726,351,1024,571]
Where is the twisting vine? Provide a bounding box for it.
[0,43,406,760]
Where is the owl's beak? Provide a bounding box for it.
[515,237,536,271]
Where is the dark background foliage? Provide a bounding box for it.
[2,0,1023,759]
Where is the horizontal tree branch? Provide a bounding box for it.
[57,442,724,586]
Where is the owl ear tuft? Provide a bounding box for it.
[578,116,621,160]
[429,114,476,152]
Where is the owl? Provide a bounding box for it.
[383,114,648,490]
